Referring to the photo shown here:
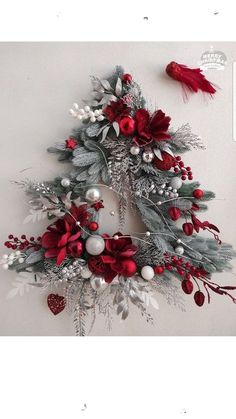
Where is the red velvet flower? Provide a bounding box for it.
[41,204,91,265]
[133,108,171,147]
[65,137,77,150]
[99,232,138,283]
[63,204,91,227]
[103,99,131,123]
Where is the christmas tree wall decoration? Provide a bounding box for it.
[1,66,235,335]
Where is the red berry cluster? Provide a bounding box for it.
[4,234,42,251]
[173,156,193,181]
[156,254,207,307]
[154,253,236,306]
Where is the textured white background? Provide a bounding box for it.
[0,42,236,335]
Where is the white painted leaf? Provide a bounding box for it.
[150,295,159,310]
[161,145,174,157]
[112,121,120,136]
[6,288,19,299]
[153,148,163,160]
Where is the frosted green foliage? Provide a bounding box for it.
[180,181,215,212]
[168,124,205,154]
[136,197,236,275]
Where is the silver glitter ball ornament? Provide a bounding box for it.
[130,145,140,156]
[61,178,71,187]
[142,150,154,163]
[85,187,101,202]
[85,235,105,255]
[175,245,184,255]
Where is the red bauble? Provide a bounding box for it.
[154,266,164,275]
[88,256,106,275]
[181,279,194,294]
[182,222,194,236]
[88,221,99,232]
[122,73,132,83]
[153,151,173,171]
[119,116,136,136]
[65,137,77,150]
[168,207,181,221]
[47,294,66,315]
[120,258,137,277]
[192,189,204,199]
[194,290,205,307]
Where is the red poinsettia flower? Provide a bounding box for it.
[99,232,138,283]
[103,99,131,123]
[65,137,77,150]
[41,204,91,265]
[64,204,91,227]
[133,108,171,147]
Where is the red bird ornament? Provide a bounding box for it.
[166,61,217,100]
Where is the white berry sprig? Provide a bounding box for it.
[1,251,25,270]
[69,103,104,123]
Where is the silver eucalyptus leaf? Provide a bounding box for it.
[115,77,122,96]
[100,79,112,91]
[25,249,44,264]
[121,307,129,320]
[100,125,111,143]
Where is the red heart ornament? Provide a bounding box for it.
[47,294,66,315]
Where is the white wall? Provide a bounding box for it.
[0,42,235,335]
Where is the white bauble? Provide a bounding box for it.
[175,245,184,255]
[2,263,9,270]
[61,178,71,188]
[85,235,105,256]
[141,266,155,280]
[85,187,101,203]
[170,177,183,190]
[130,145,140,156]
[142,150,154,163]
[81,266,93,279]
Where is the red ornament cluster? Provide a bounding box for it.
[88,232,138,283]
